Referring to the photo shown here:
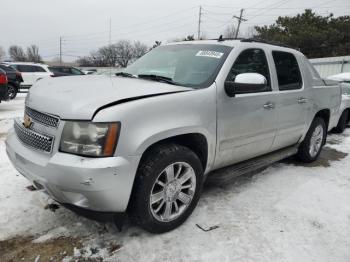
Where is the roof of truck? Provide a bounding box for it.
[166,38,303,56]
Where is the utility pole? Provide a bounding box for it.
[109,18,112,75]
[233,9,247,38]
[59,36,63,65]
[197,6,202,40]
[109,18,112,46]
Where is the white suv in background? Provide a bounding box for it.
[6,62,53,90]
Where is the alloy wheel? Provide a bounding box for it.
[150,162,196,222]
[309,125,324,158]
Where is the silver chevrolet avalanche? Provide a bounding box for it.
[6,39,341,233]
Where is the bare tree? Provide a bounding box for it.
[26,45,42,63]
[133,41,148,59]
[9,45,27,61]
[115,40,134,68]
[0,46,5,61]
[223,25,236,38]
[90,50,109,67]
[98,45,119,66]
[76,56,94,67]
[76,40,149,67]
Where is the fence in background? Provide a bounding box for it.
[310,56,350,78]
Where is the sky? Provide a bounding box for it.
[1,0,349,62]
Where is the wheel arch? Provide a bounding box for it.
[345,108,350,123]
[314,109,330,130]
[301,109,330,143]
[138,133,209,172]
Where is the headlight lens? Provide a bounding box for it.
[60,122,120,157]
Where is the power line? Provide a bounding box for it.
[246,0,291,20]
[202,13,231,23]
[61,15,196,44]
[62,6,197,40]
[62,16,197,46]
[27,1,349,60]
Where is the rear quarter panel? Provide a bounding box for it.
[297,55,341,134]
[308,85,341,131]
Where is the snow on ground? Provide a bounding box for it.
[1,96,350,261]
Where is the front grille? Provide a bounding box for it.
[25,107,60,128]
[14,121,54,153]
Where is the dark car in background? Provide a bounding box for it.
[0,64,23,99]
[48,66,85,77]
[0,69,9,103]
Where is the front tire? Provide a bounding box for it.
[129,144,203,233]
[297,117,327,163]
[7,84,17,100]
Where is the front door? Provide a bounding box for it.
[215,48,277,169]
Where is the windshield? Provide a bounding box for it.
[123,44,232,88]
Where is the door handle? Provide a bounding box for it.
[263,102,275,110]
[297,97,308,104]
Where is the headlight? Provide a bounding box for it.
[60,122,120,157]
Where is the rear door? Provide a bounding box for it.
[215,48,278,168]
[15,65,36,86]
[271,51,309,150]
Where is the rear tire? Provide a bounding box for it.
[333,110,349,133]
[297,117,326,163]
[7,84,17,100]
[129,144,203,233]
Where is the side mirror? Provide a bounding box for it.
[224,73,268,97]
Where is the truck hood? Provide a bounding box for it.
[25,75,192,120]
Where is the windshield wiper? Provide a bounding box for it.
[138,74,179,85]
[115,72,137,78]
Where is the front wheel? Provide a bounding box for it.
[7,84,17,100]
[297,117,327,163]
[129,144,203,233]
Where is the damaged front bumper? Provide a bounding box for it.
[5,127,141,214]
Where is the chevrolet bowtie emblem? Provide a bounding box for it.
[23,114,33,129]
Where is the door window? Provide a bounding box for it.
[15,65,46,73]
[226,48,271,93]
[272,51,302,91]
[16,65,34,72]
[71,68,84,75]
[32,66,47,72]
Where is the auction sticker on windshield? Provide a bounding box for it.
[196,50,224,59]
